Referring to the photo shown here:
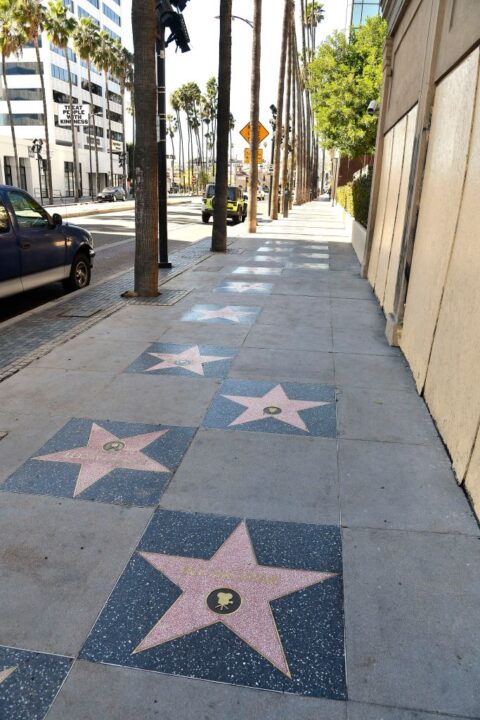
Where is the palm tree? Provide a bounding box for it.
[132,0,158,296]
[166,114,177,187]
[247,0,262,233]
[271,0,291,220]
[211,0,232,252]
[281,10,293,217]
[113,42,133,191]
[44,0,80,200]
[94,30,116,186]
[16,0,53,203]
[0,0,25,186]
[73,17,101,196]
[304,1,324,60]
[170,89,185,191]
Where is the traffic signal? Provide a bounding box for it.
[156,1,191,53]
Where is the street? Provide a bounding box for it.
[0,199,267,324]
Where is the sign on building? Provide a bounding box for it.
[58,104,89,127]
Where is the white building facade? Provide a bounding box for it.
[0,0,129,203]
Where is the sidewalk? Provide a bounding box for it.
[0,199,478,720]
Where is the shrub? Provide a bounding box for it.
[336,172,372,228]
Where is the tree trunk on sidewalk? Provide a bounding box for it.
[34,37,53,204]
[2,53,20,186]
[211,0,232,252]
[247,0,262,233]
[65,54,81,201]
[132,0,158,296]
[270,0,291,220]
[289,25,296,209]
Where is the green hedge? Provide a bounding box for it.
[336,172,372,228]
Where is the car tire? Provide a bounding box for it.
[202,212,210,224]
[63,253,91,292]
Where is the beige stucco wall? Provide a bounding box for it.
[384,0,432,132]
[383,105,417,315]
[400,48,479,391]
[422,63,480,482]
[367,130,393,285]
[435,0,480,82]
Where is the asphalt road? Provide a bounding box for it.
[0,198,254,324]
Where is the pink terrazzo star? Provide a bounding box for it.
[223,384,330,432]
[146,346,230,375]
[0,666,16,684]
[134,521,336,676]
[196,306,253,323]
[34,424,170,497]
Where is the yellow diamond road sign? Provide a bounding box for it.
[240,122,269,145]
[244,148,264,164]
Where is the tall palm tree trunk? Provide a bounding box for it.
[281,19,292,217]
[104,70,114,185]
[2,53,20,186]
[34,38,53,203]
[121,90,127,190]
[132,0,158,296]
[65,53,80,199]
[247,0,262,233]
[211,0,232,252]
[87,62,101,195]
[289,25,296,209]
[271,0,291,220]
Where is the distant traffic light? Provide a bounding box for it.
[156,0,191,53]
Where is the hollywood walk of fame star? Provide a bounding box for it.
[146,346,231,376]
[195,306,254,323]
[219,282,271,293]
[34,424,171,497]
[222,384,331,432]
[0,666,16,684]
[134,521,336,676]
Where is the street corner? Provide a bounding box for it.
[213,280,274,295]
[1,418,195,508]
[79,509,346,700]
[0,646,72,720]
[180,304,261,324]
[123,342,237,379]
[203,379,337,437]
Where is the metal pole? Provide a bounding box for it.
[268,136,275,215]
[37,153,43,205]
[157,30,171,268]
[88,110,94,200]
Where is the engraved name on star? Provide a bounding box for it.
[146,346,231,376]
[195,306,253,323]
[0,667,17,685]
[34,424,170,496]
[222,384,330,432]
[134,521,336,676]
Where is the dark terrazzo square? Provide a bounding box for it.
[0,646,72,720]
[124,343,236,379]
[2,418,195,507]
[203,379,337,437]
[80,508,345,700]
[181,304,260,325]
[214,281,274,295]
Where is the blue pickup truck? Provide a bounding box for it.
[0,185,95,300]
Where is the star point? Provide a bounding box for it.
[34,424,170,496]
[133,521,336,676]
[196,306,253,323]
[0,666,17,685]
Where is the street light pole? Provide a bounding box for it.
[156,29,171,268]
[267,105,277,216]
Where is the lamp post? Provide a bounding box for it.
[30,138,44,204]
[214,14,253,28]
[156,0,191,268]
[267,104,277,215]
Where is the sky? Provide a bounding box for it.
[122,0,348,160]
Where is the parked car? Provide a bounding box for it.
[169,183,181,194]
[96,186,126,202]
[0,185,95,299]
[201,184,247,224]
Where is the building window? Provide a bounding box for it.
[78,7,99,24]
[50,42,76,62]
[64,161,74,197]
[4,158,12,186]
[0,113,45,126]
[102,4,121,25]
[351,1,380,25]
[81,79,103,97]
[86,0,99,7]
[0,88,42,101]
[107,89,122,105]
[106,109,122,124]
[53,90,78,104]
[102,26,120,41]
[107,129,123,142]
[51,63,78,85]
[5,62,41,75]
[19,160,27,191]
